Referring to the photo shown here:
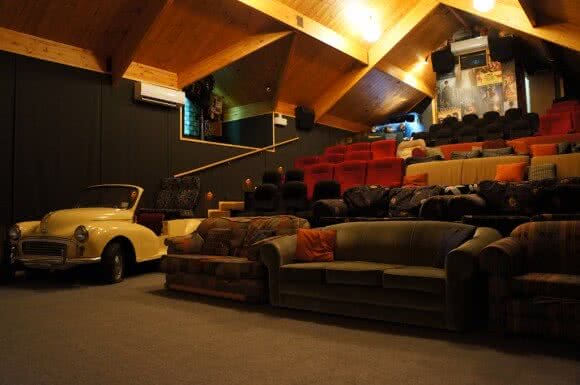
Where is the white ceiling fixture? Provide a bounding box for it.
[473,0,496,13]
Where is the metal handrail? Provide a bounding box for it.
[173,137,300,177]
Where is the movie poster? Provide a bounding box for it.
[436,55,518,121]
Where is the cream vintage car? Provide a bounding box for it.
[8,184,201,283]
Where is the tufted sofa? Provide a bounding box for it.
[479,221,580,341]
[261,221,501,330]
[162,215,309,303]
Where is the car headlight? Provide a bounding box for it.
[8,225,21,241]
[74,226,89,243]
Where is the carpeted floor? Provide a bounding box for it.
[0,269,578,385]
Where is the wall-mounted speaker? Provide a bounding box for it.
[431,47,455,74]
[295,106,315,131]
[489,36,515,63]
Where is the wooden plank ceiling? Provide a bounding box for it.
[0,0,578,132]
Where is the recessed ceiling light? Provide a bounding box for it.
[345,2,381,43]
[473,0,495,13]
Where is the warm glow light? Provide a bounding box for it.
[345,3,381,43]
[473,0,495,12]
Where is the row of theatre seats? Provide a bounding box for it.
[427,102,580,147]
[294,139,396,169]
[541,99,580,136]
[244,158,403,215]
[427,109,539,146]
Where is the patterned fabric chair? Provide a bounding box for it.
[162,215,310,303]
[140,176,200,219]
[479,221,580,341]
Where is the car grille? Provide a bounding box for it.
[22,241,67,257]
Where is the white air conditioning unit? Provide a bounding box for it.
[450,36,488,55]
[134,82,185,108]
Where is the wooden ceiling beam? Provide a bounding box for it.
[0,26,106,72]
[275,101,368,132]
[517,0,538,27]
[375,61,435,98]
[235,0,368,64]
[0,27,178,89]
[111,0,174,84]
[273,33,297,110]
[440,0,580,52]
[311,0,439,121]
[177,31,292,89]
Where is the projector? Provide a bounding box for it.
[274,113,288,126]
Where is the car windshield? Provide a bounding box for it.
[75,186,139,209]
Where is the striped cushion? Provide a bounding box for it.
[528,163,556,181]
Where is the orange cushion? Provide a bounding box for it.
[483,139,507,150]
[530,143,558,157]
[495,162,527,182]
[295,228,336,262]
[403,173,428,187]
[412,147,427,158]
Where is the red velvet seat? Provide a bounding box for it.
[294,155,320,170]
[345,151,372,161]
[304,163,334,199]
[334,160,368,194]
[324,144,347,155]
[321,153,345,164]
[371,139,397,159]
[365,158,403,187]
[540,113,574,135]
[347,142,371,152]
[548,100,579,114]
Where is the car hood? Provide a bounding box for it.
[31,208,133,238]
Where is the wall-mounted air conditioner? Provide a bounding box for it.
[134,82,185,108]
[450,36,488,55]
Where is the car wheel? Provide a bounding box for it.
[101,242,125,284]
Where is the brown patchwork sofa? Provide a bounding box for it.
[162,215,309,303]
[479,221,580,341]
[261,221,501,331]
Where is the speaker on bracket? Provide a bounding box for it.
[489,36,515,63]
[295,106,315,131]
[431,47,456,74]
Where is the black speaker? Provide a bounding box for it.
[295,106,315,131]
[489,36,514,63]
[431,48,455,74]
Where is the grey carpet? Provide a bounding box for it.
[0,270,578,385]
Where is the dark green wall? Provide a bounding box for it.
[0,51,352,229]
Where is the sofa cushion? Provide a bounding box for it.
[197,217,252,253]
[528,163,556,181]
[295,228,336,262]
[200,228,232,256]
[511,221,580,274]
[388,186,444,217]
[328,221,475,268]
[199,257,266,279]
[403,173,428,187]
[483,147,514,157]
[495,162,526,182]
[279,262,332,283]
[166,232,204,255]
[512,273,580,299]
[383,267,446,294]
[325,261,403,287]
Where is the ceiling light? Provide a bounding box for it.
[362,18,381,43]
[473,0,495,13]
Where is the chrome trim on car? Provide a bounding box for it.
[15,237,101,269]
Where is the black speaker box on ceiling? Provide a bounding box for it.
[431,47,455,74]
[489,36,515,63]
[295,106,315,131]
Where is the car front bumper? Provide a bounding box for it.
[13,237,101,270]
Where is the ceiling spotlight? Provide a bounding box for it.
[362,18,381,43]
[473,0,495,12]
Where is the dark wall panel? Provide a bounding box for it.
[100,79,174,208]
[0,51,15,228]
[222,114,273,148]
[1,51,354,225]
[12,56,102,221]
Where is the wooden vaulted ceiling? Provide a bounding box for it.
[0,0,578,132]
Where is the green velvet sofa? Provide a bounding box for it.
[261,221,501,331]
